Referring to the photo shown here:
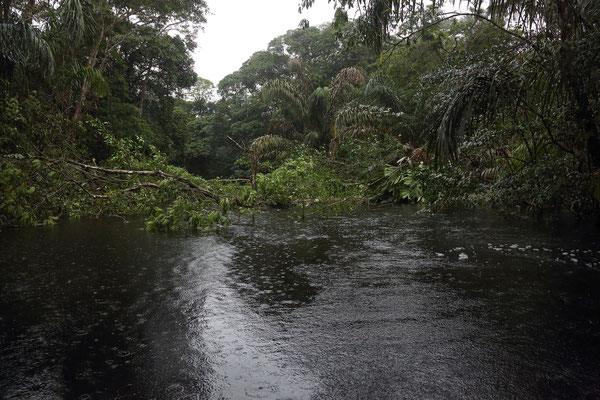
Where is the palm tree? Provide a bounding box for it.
[261,58,367,148]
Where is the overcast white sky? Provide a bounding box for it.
[193,0,340,85]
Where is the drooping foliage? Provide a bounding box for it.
[295,0,600,215]
[304,0,600,165]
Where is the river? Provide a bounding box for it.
[1,206,599,399]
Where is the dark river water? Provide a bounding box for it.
[1,206,600,399]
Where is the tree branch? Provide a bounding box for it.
[58,159,221,202]
[381,12,536,65]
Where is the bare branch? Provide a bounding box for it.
[227,136,247,151]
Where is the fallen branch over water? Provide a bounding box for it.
[62,159,221,202]
[0,156,242,229]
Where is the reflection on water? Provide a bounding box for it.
[178,238,315,398]
[1,207,599,399]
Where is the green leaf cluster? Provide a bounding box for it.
[256,149,363,207]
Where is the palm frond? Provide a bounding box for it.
[287,57,314,94]
[71,65,109,97]
[0,18,54,76]
[57,0,90,44]
[250,134,291,161]
[334,103,397,135]
[304,130,321,147]
[364,77,403,110]
[433,57,525,163]
[482,0,599,31]
[266,118,301,140]
[308,86,331,128]
[262,78,308,120]
[330,104,401,154]
[328,66,367,112]
[332,66,367,88]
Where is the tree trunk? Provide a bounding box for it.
[72,27,104,127]
[138,73,149,117]
[72,80,90,125]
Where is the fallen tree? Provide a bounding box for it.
[0,154,245,229]
[56,159,222,202]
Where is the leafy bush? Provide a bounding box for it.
[371,156,428,204]
[418,165,486,210]
[256,150,362,207]
[335,135,406,180]
[145,198,230,231]
[485,154,594,216]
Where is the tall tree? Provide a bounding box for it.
[70,0,208,123]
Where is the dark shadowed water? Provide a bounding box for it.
[1,206,600,399]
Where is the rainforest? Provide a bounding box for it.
[1,0,599,229]
[2,1,600,399]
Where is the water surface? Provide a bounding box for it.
[1,206,599,399]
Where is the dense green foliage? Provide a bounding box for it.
[1,0,599,230]
[300,0,600,216]
[256,147,365,207]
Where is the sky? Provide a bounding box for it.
[193,0,341,86]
